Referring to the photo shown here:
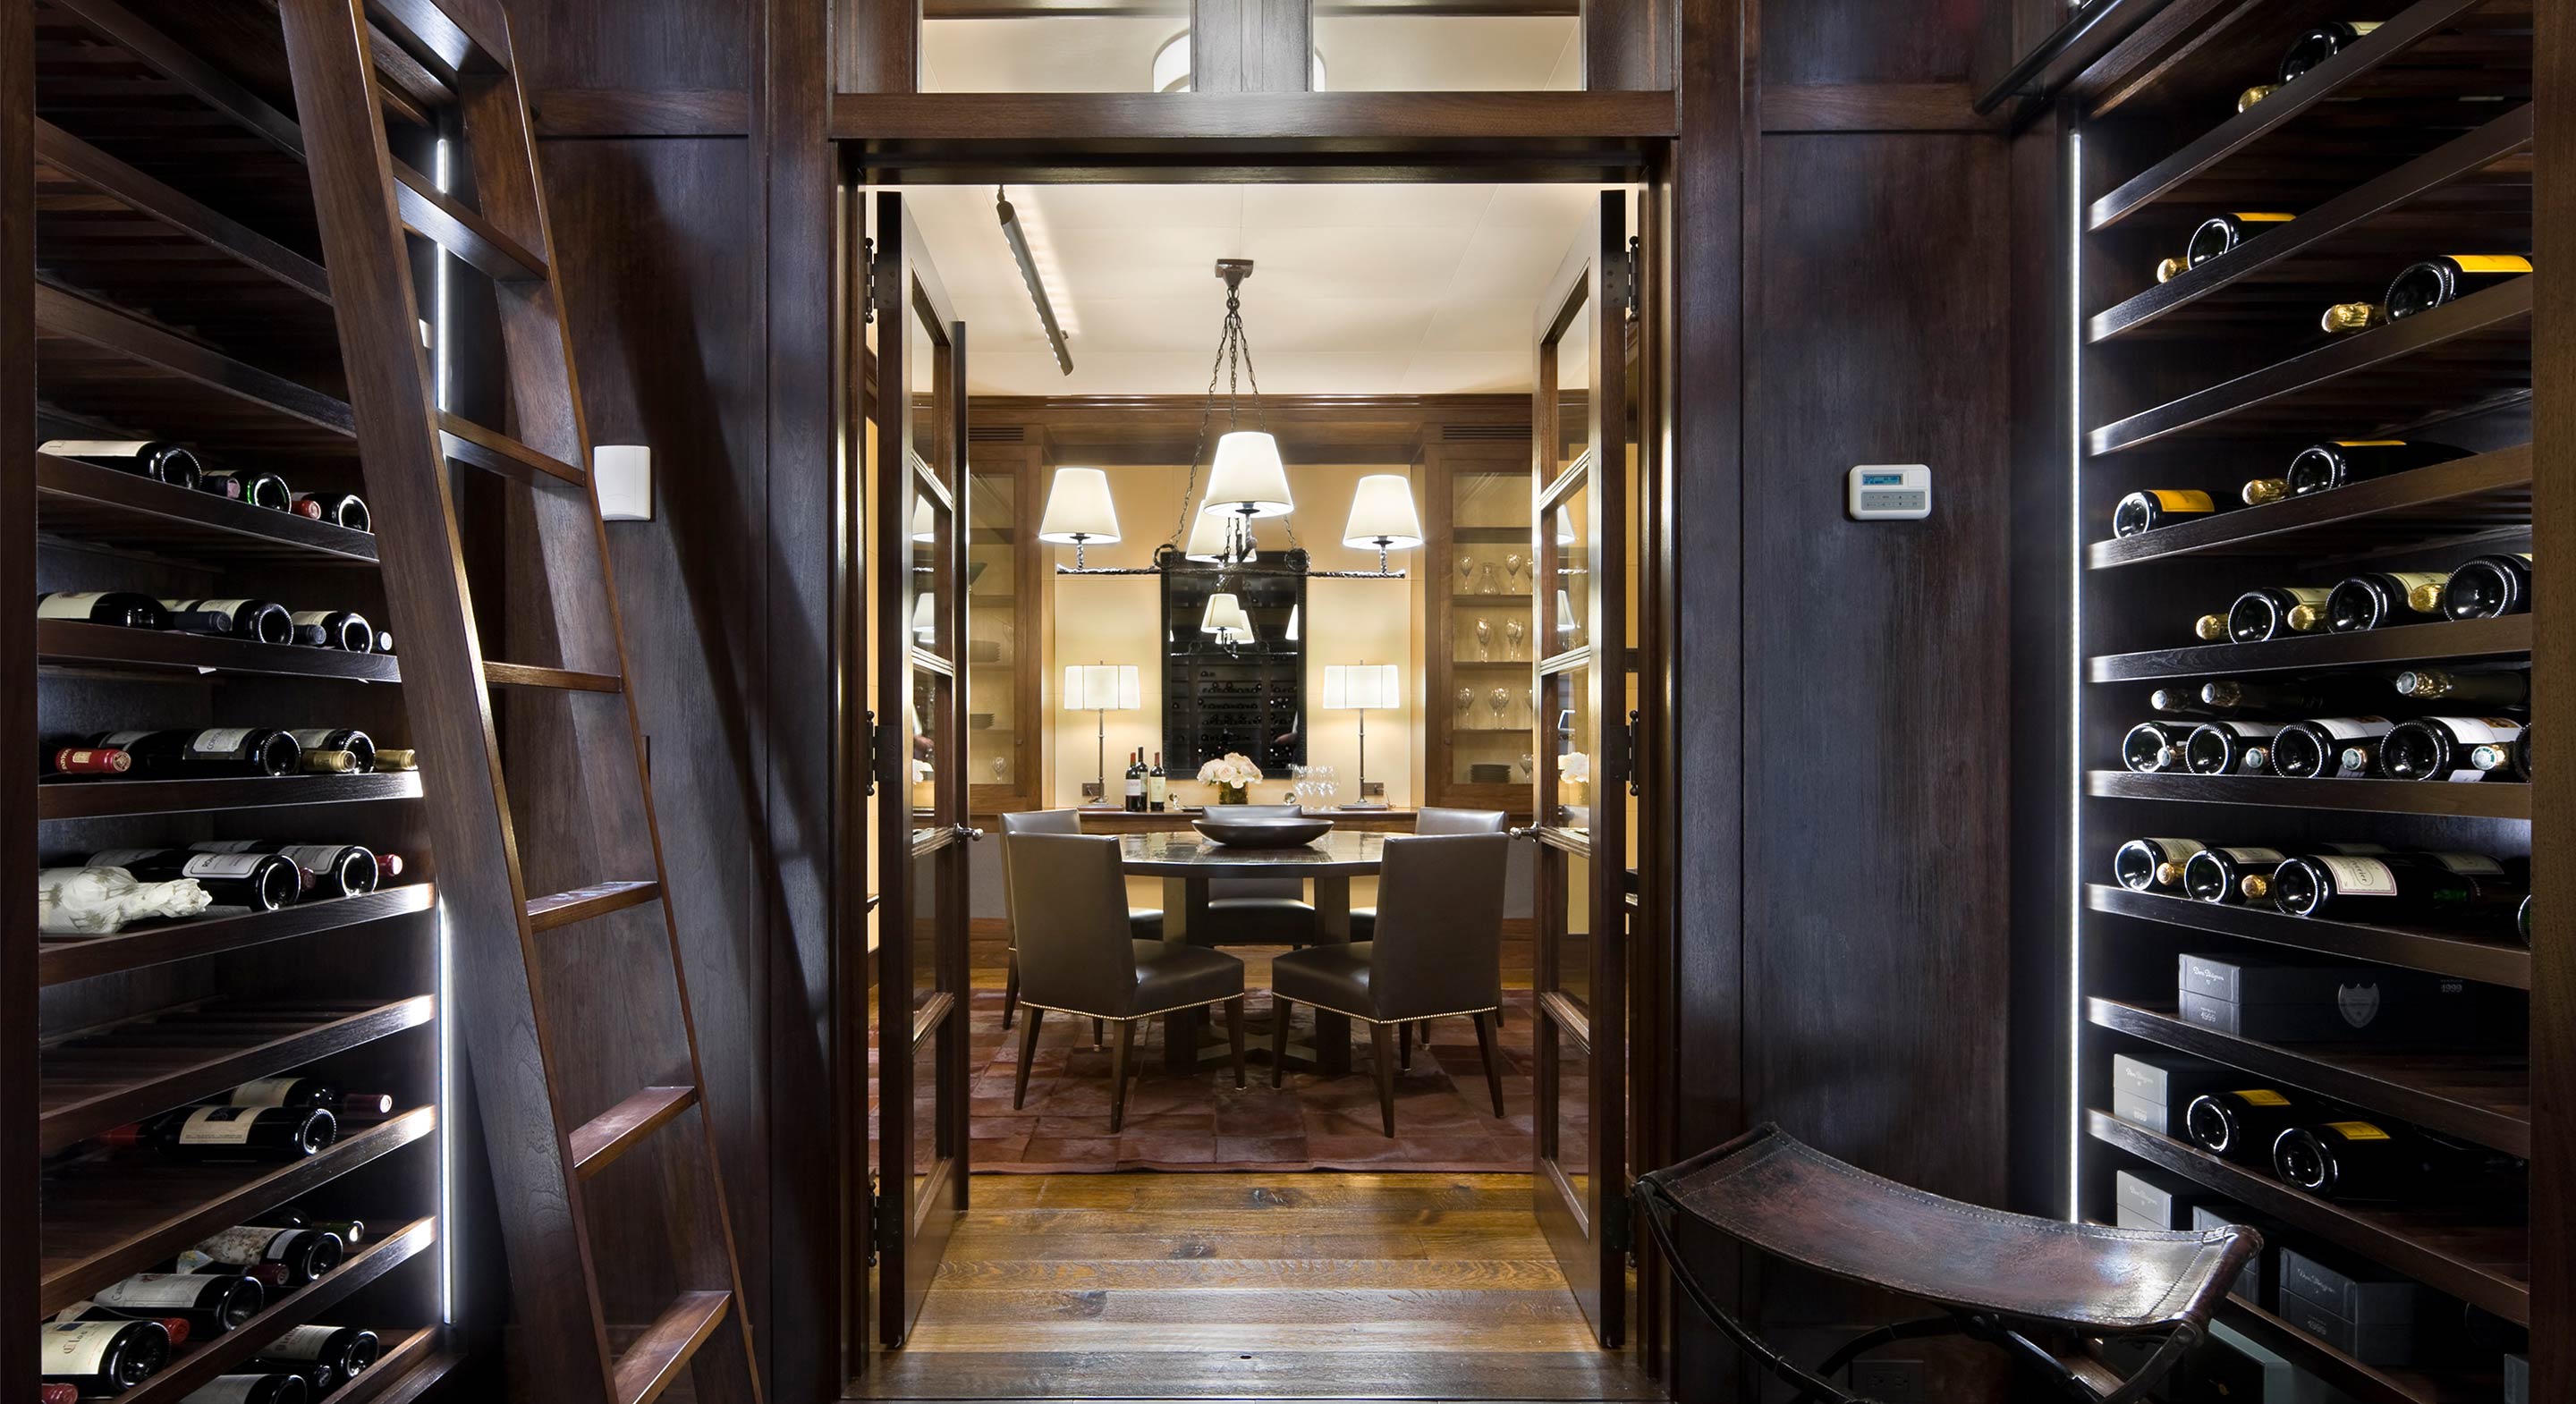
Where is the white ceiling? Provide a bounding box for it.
[920,15,1582,97]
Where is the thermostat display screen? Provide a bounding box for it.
[1860,472,1905,486]
[1847,464,1931,520]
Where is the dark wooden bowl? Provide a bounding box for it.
[1191,816,1334,849]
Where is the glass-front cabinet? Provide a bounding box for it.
[965,434,1048,815]
[1423,436,1537,815]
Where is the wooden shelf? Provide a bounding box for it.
[38,995,435,1153]
[38,770,424,822]
[2087,277,2530,456]
[2088,613,2528,682]
[2086,1111,2528,1323]
[2087,884,2529,988]
[2216,1298,2499,1404]
[38,452,381,565]
[41,883,436,987]
[2088,997,2528,1154]
[2087,770,2529,819]
[2086,445,2531,569]
[38,620,402,682]
[325,1327,453,1404]
[40,1106,435,1314]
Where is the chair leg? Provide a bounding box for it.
[1013,1006,1045,1110]
[1369,1021,1397,1137]
[1093,1017,1106,1049]
[1270,996,1292,1087]
[1399,1020,1412,1071]
[1108,1019,1136,1133]
[1225,996,1247,1089]
[1471,1010,1505,1118]
[1003,948,1020,1030]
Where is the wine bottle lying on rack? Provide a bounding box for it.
[38,438,202,488]
[375,747,418,772]
[189,842,381,898]
[2230,842,2389,904]
[2269,852,2524,925]
[2440,553,2531,619]
[2200,677,2383,715]
[2183,721,2279,774]
[36,591,170,629]
[292,492,370,532]
[2274,1118,2524,1203]
[2121,722,2190,774]
[2385,255,2532,320]
[2112,489,2216,537]
[2324,572,2446,632]
[2318,300,2383,334]
[284,728,376,773]
[184,1374,311,1404]
[267,1209,366,1243]
[288,610,374,652]
[82,728,301,777]
[161,596,293,646]
[38,1319,171,1393]
[215,1076,394,1116]
[43,743,130,778]
[180,1223,344,1286]
[2114,837,2205,891]
[2180,846,2286,902]
[85,848,301,914]
[2380,716,2525,782]
[2277,19,2379,80]
[2242,440,2470,505]
[107,1106,336,1164]
[2223,587,2328,642]
[2394,667,2529,708]
[2268,717,2393,778]
[2187,212,2292,267]
[250,1325,380,1391]
[200,469,292,511]
[62,1271,263,1337]
[2185,1087,2317,1163]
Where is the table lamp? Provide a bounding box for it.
[1063,662,1140,805]
[1322,662,1400,809]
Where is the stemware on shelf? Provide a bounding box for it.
[1488,687,1511,723]
[1478,562,1498,595]
[1504,553,1526,590]
[1455,686,1475,716]
[1475,618,1492,662]
[1504,618,1525,661]
[1456,554,1476,591]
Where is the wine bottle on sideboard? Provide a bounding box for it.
[2114,837,2206,892]
[2269,718,2394,779]
[85,848,300,914]
[2324,572,2447,632]
[180,1223,344,1286]
[2180,846,2287,903]
[36,591,171,629]
[2224,587,2329,642]
[37,1320,171,1394]
[2440,553,2532,620]
[2112,490,2216,537]
[161,596,293,646]
[1124,749,1146,812]
[2241,440,2469,505]
[2183,721,2281,775]
[199,469,292,510]
[249,1324,380,1391]
[2269,852,2523,926]
[2385,255,2532,320]
[38,438,201,488]
[2274,1118,2524,1203]
[2381,716,2525,782]
[2395,667,2529,709]
[63,1271,263,1337]
[288,609,374,652]
[107,1106,335,1164]
[1148,751,1168,811]
[2185,1087,2316,1163]
[83,728,301,778]
[181,1374,311,1404]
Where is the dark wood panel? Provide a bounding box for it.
[506,0,749,92]
[4,2,41,1388]
[531,87,750,137]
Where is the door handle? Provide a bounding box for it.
[953,824,986,843]
[1508,825,1543,842]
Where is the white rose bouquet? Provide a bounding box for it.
[1197,753,1264,788]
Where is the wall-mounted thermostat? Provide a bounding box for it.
[1848,464,1931,520]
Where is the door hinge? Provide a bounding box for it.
[863,237,880,325]
[1607,237,1641,321]
[865,1176,886,1266]
[1623,709,1642,796]
[1605,1185,1636,1258]
[864,710,881,796]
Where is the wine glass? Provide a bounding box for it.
[1518,753,1535,779]
[1456,555,1476,591]
[1455,686,1474,717]
[1524,686,1537,716]
[1487,688,1511,723]
[1504,553,1526,590]
[1475,618,1492,662]
[989,757,1005,781]
[1478,562,1499,596]
[1504,618,1526,661]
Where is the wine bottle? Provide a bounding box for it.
[2225,586,2330,642]
[2154,255,2189,283]
[180,1374,311,1404]
[286,610,373,652]
[199,469,293,511]
[2394,667,2529,708]
[377,851,406,882]
[191,842,379,899]
[45,743,131,777]
[249,1325,379,1389]
[373,748,419,772]
[180,1224,343,1286]
[2269,718,2394,779]
[36,591,171,630]
[2184,721,2281,774]
[2381,715,2524,782]
[2186,212,2293,267]
[2121,722,2189,774]
[2385,255,2532,320]
[38,439,201,488]
[293,492,369,532]
[284,728,376,773]
[2113,837,2205,892]
[2274,1119,2522,1202]
[108,1106,335,1164]
[37,1320,170,1393]
[1123,749,1145,813]
[86,849,301,913]
[2181,846,2288,903]
[2112,490,2216,537]
[2185,1087,2309,1163]
[2440,552,2532,619]
[2193,613,2228,641]
[2233,842,2389,903]
[2318,301,2384,335]
[219,1077,394,1116]
[1148,751,1168,811]
[2323,572,2447,631]
[42,1383,78,1404]
[2270,851,2522,924]
[266,1210,366,1244]
[2247,441,2472,505]
[66,1272,262,1337]
[373,630,395,655]
[2236,83,2278,112]
[2201,677,2383,715]
[160,597,293,646]
[2277,20,2381,81]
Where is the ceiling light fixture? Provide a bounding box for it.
[1341,473,1422,577]
[1038,466,1121,571]
[1160,259,1304,575]
[996,185,1072,376]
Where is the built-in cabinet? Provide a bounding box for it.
[1422,436,1539,816]
[965,430,1051,815]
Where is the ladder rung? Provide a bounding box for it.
[365,0,510,83]
[392,162,547,283]
[571,1084,699,1180]
[482,660,622,692]
[612,1290,731,1404]
[526,879,661,931]
[436,410,586,487]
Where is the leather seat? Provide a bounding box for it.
[1005,832,1247,1130]
[1203,806,1319,945]
[1348,807,1508,940]
[999,808,1164,1033]
[1270,832,1511,1135]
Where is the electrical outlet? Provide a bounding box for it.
[1850,1359,1925,1403]
[1361,780,1385,798]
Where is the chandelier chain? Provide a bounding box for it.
[1165,277,1293,552]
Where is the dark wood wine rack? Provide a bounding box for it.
[2049,0,2555,1394]
[5,1,467,1397]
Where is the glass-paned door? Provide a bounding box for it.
[872,192,973,1348]
[1530,190,1629,1348]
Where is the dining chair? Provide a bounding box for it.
[1007,832,1248,1132]
[1348,807,1507,940]
[999,809,1164,1036]
[1268,832,1510,1136]
[1203,804,1318,946]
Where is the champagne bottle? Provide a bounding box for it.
[84,729,301,778]
[36,591,170,630]
[2121,722,2189,774]
[2269,718,2393,778]
[2318,301,2384,335]
[2274,1119,2522,1202]
[107,1106,335,1164]
[2381,715,2524,782]
[2440,552,2532,619]
[2193,613,2228,641]
[287,610,374,652]
[2181,846,2288,902]
[374,748,419,772]
[284,728,376,773]
[292,492,370,532]
[1148,751,1168,811]
[2277,20,2381,81]
[2394,667,2529,709]
[190,842,380,899]
[2186,1087,2310,1163]
[2225,586,2330,641]
[217,1077,394,1116]
[37,1320,170,1393]
[2236,83,2278,112]
[85,848,301,914]
[2270,851,2522,924]
[249,1325,379,1391]
[38,438,201,488]
[2154,255,2189,283]
[180,1374,311,1404]
[2324,572,2447,631]
[2385,255,2532,320]
[45,743,131,777]
[2112,489,2216,537]
[160,597,293,646]
[199,469,292,511]
[2113,837,2205,892]
[2246,441,2470,504]
[179,1224,343,1285]
[2186,212,2294,267]
[2234,842,2389,903]
[266,1210,367,1243]
[2184,720,2281,774]
[2202,677,2378,714]
[64,1272,262,1337]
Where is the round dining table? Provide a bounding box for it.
[1119,828,1384,1076]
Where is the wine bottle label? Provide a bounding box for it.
[288,611,335,625]
[2314,856,2400,896]
[2324,1120,2391,1140]
[2229,1088,2291,1105]
[192,841,261,853]
[86,849,165,867]
[2425,852,2506,876]
[187,729,258,757]
[50,1302,95,1323]
[176,1109,268,1146]
[39,1322,131,1372]
[284,729,350,749]
[184,1380,275,1404]
[2445,255,2532,274]
[2307,717,2393,739]
[51,748,130,774]
[195,1224,297,1260]
[92,1274,218,1309]
[2436,717,2523,744]
[230,1078,304,1107]
[275,845,351,873]
[2328,440,2407,447]
[38,439,153,456]
[2146,490,2214,511]
[2215,847,2285,863]
[262,1324,339,1358]
[36,593,119,619]
[181,854,268,880]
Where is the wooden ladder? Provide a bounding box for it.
[272,2,763,1401]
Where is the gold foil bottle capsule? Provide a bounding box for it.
[301,749,359,774]
[2286,604,2324,631]
[2237,83,2280,113]
[374,749,419,772]
[2407,580,2448,613]
[2321,301,2385,334]
[2156,861,2183,887]
[2240,874,2273,901]
[2155,256,2189,283]
[2196,613,2228,641]
[2241,478,2289,506]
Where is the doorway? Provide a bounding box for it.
[840,171,1668,1400]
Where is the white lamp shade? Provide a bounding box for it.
[1323,663,1400,711]
[1063,663,1140,711]
[1037,467,1121,543]
[910,496,936,543]
[910,591,936,639]
[1183,505,1233,562]
[1204,431,1293,518]
[1199,591,1252,638]
[1341,474,1423,550]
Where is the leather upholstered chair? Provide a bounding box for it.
[1348,807,1507,940]
[1202,804,1318,945]
[999,809,1163,1033]
[1269,832,1510,1136]
[1005,832,1247,1131]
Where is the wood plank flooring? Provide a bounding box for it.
[853,1171,1664,1401]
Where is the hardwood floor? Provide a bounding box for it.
[852,1171,1664,1401]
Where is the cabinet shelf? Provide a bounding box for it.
[2085,445,2530,569]
[2215,1298,2498,1404]
[2087,613,2527,682]
[2086,1112,2527,1324]
[38,620,402,683]
[38,452,382,565]
[38,994,436,1153]
[40,884,436,988]
[326,1327,452,1404]
[38,771,424,822]
[2086,770,2529,819]
[40,1106,435,1314]
[2087,997,2528,1155]
[2086,884,2528,989]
